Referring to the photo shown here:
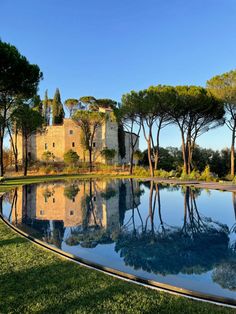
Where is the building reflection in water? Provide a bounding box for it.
[7,179,141,248]
[3,179,236,292]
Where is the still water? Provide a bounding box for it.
[1,179,236,302]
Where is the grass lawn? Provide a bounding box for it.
[0,175,235,313]
[0,173,139,193]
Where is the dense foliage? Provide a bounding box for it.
[141,145,231,178]
[64,98,79,117]
[52,88,65,125]
[207,70,236,177]
[63,149,80,166]
[0,39,42,176]
[101,148,116,163]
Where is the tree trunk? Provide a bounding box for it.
[0,134,4,177]
[154,149,159,171]
[180,130,188,174]
[0,195,2,215]
[186,125,192,175]
[129,150,134,175]
[14,129,19,172]
[147,139,154,177]
[187,140,192,174]
[232,192,236,220]
[89,149,92,172]
[231,123,236,178]
[156,183,164,231]
[188,141,195,175]
[149,180,154,232]
[8,124,19,172]
[0,105,7,177]
[141,120,154,177]
[23,135,28,176]
[153,122,162,171]
[22,185,28,219]
[129,120,139,176]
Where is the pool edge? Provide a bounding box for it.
[0,211,236,309]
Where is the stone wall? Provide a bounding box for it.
[14,114,138,165]
[122,132,139,164]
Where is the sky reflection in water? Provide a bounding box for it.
[1,179,236,301]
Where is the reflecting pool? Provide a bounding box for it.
[1,179,236,303]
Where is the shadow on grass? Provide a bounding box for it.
[0,258,234,314]
[0,237,26,247]
[0,260,142,313]
[0,216,234,314]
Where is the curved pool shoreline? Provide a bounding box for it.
[1,209,235,309]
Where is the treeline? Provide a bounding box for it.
[141,146,231,179]
[120,75,236,179]
[1,39,236,179]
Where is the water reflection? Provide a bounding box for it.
[4,179,142,249]
[2,179,236,299]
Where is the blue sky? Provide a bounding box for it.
[1,0,236,150]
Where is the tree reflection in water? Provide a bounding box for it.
[115,184,236,290]
[67,179,117,248]
[1,180,236,291]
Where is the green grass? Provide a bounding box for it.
[0,174,235,313]
[0,221,234,314]
[0,173,141,193]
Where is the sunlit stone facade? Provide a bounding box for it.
[14,109,139,165]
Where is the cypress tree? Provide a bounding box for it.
[118,123,126,159]
[52,88,65,125]
[43,90,50,125]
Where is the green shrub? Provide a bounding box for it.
[189,169,200,180]
[154,169,178,178]
[133,166,150,177]
[64,149,79,166]
[232,176,236,183]
[180,169,200,181]
[200,165,215,182]
[100,148,116,164]
[155,169,169,178]
[42,151,55,163]
[225,174,234,181]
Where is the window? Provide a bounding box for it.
[72,197,75,202]
[93,142,96,148]
[45,143,48,150]
[69,130,73,135]
[70,210,74,216]
[72,142,75,147]
[53,198,55,203]
[52,143,55,148]
[93,196,96,202]
[40,210,44,216]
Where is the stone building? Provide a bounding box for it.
[14,108,139,165]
